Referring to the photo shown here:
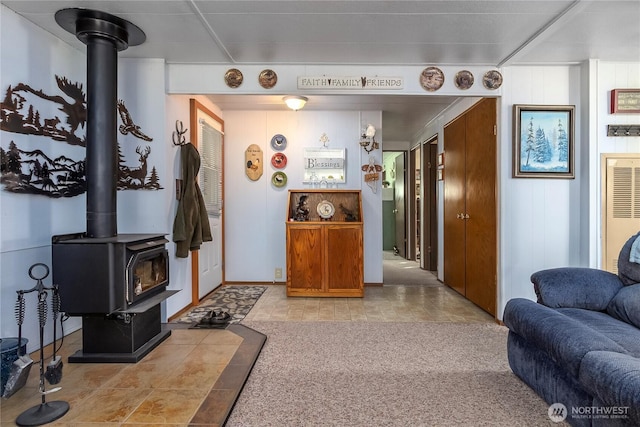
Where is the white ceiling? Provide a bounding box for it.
[3,0,639,141]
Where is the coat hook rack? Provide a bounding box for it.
[172,120,189,146]
[607,124,640,137]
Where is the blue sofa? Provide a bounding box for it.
[504,233,640,426]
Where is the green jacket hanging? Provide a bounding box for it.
[173,143,212,258]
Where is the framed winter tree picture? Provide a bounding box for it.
[513,105,575,179]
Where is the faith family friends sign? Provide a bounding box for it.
[298,76,404,90]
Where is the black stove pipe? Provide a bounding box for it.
[85,36,118,238]
[55,9,146,238]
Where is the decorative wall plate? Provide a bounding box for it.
[316,200,335,219]
[259,69,278,89]
[419,67,445,92]
[454,70,474,90]
[271,152,287,169]
[270,134,287,151]
[245,144,263,181]
[271,171,287,188]
[224,68,243,88]
[482,70,503,90]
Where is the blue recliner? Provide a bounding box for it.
[503,232,640,427]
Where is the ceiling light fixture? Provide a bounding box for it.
[283,95,308,111]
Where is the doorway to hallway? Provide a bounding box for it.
[383,250,440,286]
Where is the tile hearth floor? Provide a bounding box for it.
[1,279,494,426]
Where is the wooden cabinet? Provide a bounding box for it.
[286,190,364,297]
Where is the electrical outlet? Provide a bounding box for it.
[274,268,283,279]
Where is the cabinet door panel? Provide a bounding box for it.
[326,226,362,290]
[287,226,323,291]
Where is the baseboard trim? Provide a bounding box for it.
[224,281,285,286]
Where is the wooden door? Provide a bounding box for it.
[287,225,324,291]
[443,115,467,296]
[190,99,224,304]
[464,98,497,315]
[424,139,438,271]
[394,153,407,258]
[326,225,363,292]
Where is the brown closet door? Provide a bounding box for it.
[443,115,467,296]
[465,98,497,315]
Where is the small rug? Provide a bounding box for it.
[172,285,267,325]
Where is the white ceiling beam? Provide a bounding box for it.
[497,0,592,67]
[187,0,235,63]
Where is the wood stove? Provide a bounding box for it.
[50,9,175,363]
[52,233,169,314]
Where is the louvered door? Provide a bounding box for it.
[603,155,640,273]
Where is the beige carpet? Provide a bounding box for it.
[228,321,562,426]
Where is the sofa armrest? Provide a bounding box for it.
[531,267,623,311]
[578,351,640,424]
[503,298,628,377]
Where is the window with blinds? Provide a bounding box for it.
[198,119,223,216]
[603,155,640,273]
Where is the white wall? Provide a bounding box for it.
[0,8,174,351]
[498,65,584,316]
[0,6,86,350]
[163,94,223,316]
[586,60,640,266]
[223,110,383,284]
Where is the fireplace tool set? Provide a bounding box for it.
[7,263,69,426]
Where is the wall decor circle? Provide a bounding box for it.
[271,171,287,188]
[270,134,287,151]
[224,68,243,88]
[454,70,474,90]
[271,152,287,169]
[482,70,503,90]
[419,66,445,92]
[259,69,278,89]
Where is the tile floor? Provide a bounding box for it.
[244,283,494,323]
[1,258,494,426]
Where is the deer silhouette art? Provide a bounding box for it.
[122,146,151,187]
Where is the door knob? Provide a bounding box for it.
[464,214,470,219]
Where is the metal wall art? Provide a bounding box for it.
[0,75,162,197]
[362,156,382,194]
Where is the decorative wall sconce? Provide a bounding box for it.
[359,124,379,153]
[607,125,640,137]
[283,95,308,111]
